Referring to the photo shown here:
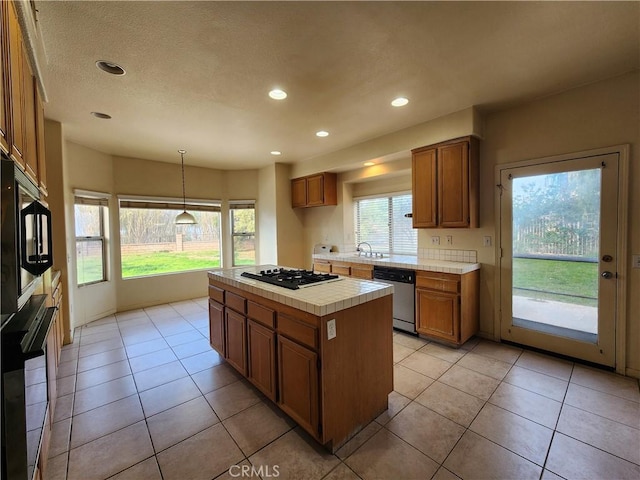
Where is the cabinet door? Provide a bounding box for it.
[277,335,319,437]
[0,3,8,154]
[46,319,58,426]
[412,148,437,227]
[438,141,469,227]
[247,319,276,401]
[36,89,46,194]
[8,1,25,167]
[291,177,307,207]
[225,308,247,375]
[208,299,225,356]
[22,54,37,182]
[416,288,460,343]
[306,174,325,206]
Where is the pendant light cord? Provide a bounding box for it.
[180,150,187,211]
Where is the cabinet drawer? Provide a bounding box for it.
[278,314,318,350]
[351,265,373,280]
[226,291,246,314]
[416,274,460,293]
[314,262,331,274]
[208,285,224,304]
[331,263,351,276]
[247,301,275,329]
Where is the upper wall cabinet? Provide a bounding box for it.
[291,172,337,208]
[2,1,46,192]
[411,136,479,228]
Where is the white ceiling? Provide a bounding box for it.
[35,1,639,171]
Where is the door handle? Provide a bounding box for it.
[601,271,614,279]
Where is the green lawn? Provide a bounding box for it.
[513,257,598,307]
[122,250,221,278]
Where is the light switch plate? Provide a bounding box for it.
[483,236,492,247]
[327,319,337,340]
[446,235,453,246]
[633,255,640,269]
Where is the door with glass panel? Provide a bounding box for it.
[499,153,619,366]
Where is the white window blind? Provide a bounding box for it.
[354,193,416,255]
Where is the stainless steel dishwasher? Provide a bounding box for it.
[373,266,416,334]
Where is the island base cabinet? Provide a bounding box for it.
[225,309,247,375]
[247,319,277,401]
[277,335,319,437]
[208,299,225,356]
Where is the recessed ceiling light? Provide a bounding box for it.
[90,111,112,119]
[364,162,375,167]
[391,97,409,107]
[269,89,287,100]
[96,60,126,76]
[270,151,282,156]
[316,131,329,137]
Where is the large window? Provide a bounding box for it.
[354,193,417,255]
[118,197,221,278]
[75,193,109,286]
[230,202,256,266]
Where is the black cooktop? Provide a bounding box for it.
[241,268,341,290]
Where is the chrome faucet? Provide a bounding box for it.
[356,242,373,257]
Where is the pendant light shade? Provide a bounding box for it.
[176,149,197,225]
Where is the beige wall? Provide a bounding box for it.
[295,72,639,376]
[62,146,260,326]
[480,71,639,376]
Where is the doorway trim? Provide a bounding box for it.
[494,144,629,375]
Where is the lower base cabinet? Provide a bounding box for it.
[415,270,479,346]
[277,335,319,436]
[247,319,277,401]
[208,299,225,356]
[224,309,247,375]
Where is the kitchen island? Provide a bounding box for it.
[207,265,393,452]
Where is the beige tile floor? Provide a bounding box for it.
[44,298,640,480]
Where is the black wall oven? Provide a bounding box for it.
[1,154,53,325]
[1,153,55,479]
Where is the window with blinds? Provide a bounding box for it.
[354,193,416,255]
[117,195,222,278]
[230,202,256,266]
[75,192,109,285]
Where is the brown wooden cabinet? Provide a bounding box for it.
[208,273,393,451]
[277,334,319,435]
[208,299,225,356]
[0,3,8,155]
[247,319,277,401]
[2,1,46,190]
[412,136,479,228]
[291,172,337,208]
[415,270,479,346]
[224,307,247,375]
[7,0,25,168]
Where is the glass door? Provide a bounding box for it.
[499,153,619,366]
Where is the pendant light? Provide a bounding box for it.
[175,149,197,224]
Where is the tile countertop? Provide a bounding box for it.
[208,265,393,317]
[312,252,480,274]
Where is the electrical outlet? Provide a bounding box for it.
[327,319,337,340]
[483,236,492,247]
[446,235,453,246]
[633,255,640,269]
[431,236,440,246]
